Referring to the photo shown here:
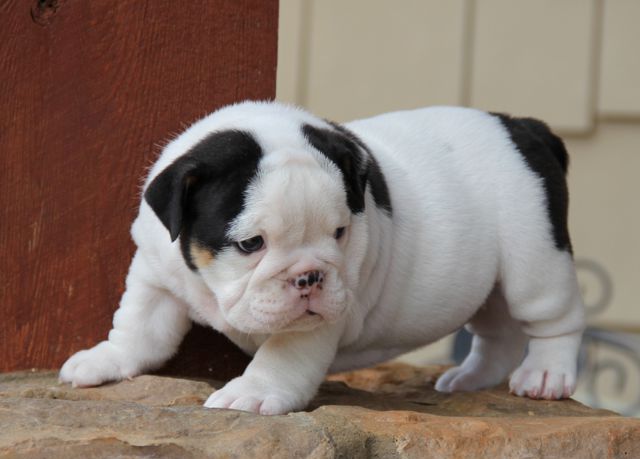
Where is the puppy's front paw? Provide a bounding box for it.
[204,375,303,415]
[59,341,136,388]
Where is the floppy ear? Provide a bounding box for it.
[144,158,199,242]
[302,124,368,213]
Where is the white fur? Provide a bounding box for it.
[60,101,586,414]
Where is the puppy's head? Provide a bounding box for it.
[144,104,380,334]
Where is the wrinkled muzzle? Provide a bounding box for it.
[228,266,349,333]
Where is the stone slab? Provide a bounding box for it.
[1,364,638,458]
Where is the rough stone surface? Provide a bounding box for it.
[1,363,638,458]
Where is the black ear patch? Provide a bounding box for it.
[491,113,572,253]
[144,158,199,242]
[302,123,392,215]
[144,130,262,269]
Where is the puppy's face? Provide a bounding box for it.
[145,119,373,334]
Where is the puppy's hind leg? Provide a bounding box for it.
[491,113,585,399]
[435,286,527,393]
[504,249,586,399]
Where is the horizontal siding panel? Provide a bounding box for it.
[470,0,598,133]
[303,0,467,121]
[598,0,640,117]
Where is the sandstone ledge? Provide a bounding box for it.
[1,363,638,458]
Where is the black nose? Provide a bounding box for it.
[292,270,324,290]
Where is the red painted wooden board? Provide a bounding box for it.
[0,0,277,378]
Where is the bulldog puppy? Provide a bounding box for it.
[60,102,586,415]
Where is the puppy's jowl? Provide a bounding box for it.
[60,102,586,415]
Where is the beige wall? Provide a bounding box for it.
[277,0,640,334]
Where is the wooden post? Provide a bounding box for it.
[0,0,277,379]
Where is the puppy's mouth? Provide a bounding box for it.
[293,305,323,322]
[248,301,324,331]
[282,309,324,331]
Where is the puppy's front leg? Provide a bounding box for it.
[59,251,192,387]
[205,322,344,415]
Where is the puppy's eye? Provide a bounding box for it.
[334,227,346,240]
[235,235,264,254]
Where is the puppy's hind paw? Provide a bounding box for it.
[435,366,467,392]
[509,366,576,400]
[435,364,506,393]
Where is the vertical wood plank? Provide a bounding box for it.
[0,0,277,375]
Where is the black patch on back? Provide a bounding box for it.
[144,130,262,270]
[302,123,392,215]
[491,113,572,253]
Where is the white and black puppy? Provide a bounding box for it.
[60,101,586,415]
